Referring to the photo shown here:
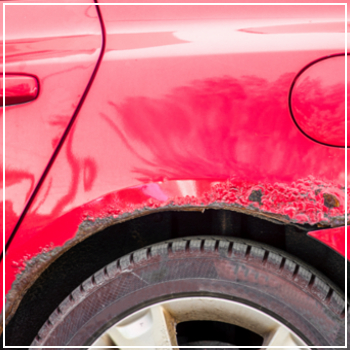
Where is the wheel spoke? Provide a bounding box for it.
[105,304,178,349]
[263,325,306,349]
[89,332,116,348]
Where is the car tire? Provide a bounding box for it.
[31,236,347,347]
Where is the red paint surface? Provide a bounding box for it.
[308,226,347,258]
[2,4,347,309]
[291,55,348,147]
[1,75,39,106]
[239,22,346,34]
[1,1,102,244]
[4,178,346,279]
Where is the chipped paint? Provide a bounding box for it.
[4,176,346,329]
[10,243,56,272]
[80,176,345,231]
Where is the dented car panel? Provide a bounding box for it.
[1,3,348,328]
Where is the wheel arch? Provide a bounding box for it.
[4,207,348,345]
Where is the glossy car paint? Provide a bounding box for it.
[290,54,348,147]
[2,3,348,329]
[1,1,102,245]
[1,0,102,322]
[0,74,39,106]
[308,226,347,258]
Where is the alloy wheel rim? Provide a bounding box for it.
[90,296,309,349]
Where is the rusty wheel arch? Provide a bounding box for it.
[3,207,347,345]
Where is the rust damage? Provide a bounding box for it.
[80,176,346,229]
[323,193,340,209]
[3,176,346,329]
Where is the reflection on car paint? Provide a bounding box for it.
[2,3,348,331]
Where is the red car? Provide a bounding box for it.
[1,1,348,347]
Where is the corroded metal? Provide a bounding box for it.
[3,177,346,330]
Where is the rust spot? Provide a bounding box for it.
[323,193,340,209]
[3,176,346,332]
[248,189,262,205]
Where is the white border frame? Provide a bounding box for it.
[2,2,348,348]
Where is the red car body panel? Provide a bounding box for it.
[1,3,347,325]
[1,1,102,244]
[308,226,347,258]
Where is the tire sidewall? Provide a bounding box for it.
[35,241,346,347]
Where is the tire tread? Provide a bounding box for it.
[32,236,346,345]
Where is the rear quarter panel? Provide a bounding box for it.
[2,3,348,327]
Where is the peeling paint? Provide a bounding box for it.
[80,176,346,231]
[248,189,263,205]
[4,176,346,330]
[11,243,56,272]
[323,193,340,209]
